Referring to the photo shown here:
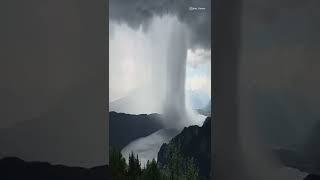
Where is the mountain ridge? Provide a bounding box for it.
[109,111,165,150]
[0,157,108,180]
[157,117,211,179]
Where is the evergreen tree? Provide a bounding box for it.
[185,157,200,180]
[135,154,142,176]
[166,143,184,180]
[109,147,202,180]
[162,143,202,180]
[128,152,142,179]
[142,159,162,180]
[110,148,127,179]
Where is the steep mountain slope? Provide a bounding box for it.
[157,117,211,179]
[109,112,164,150]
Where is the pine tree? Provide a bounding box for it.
[128,152,142,179]
[185,157,200,180]
[110,148,127,179]
[166,143,184,180]
[162,142,202,180]
[135,154,142,176]
[142,159,162,180]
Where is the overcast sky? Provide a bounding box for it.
[109,1,211,102]
[109,22,211,102]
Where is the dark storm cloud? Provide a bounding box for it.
[109,0,211,49]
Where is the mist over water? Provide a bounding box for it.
[121,129,180,167]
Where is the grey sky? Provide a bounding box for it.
[109,16,211,103]
[109,0,212,103]
[109,0,211,49]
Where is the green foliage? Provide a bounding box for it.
[110,148,127,179]
[162,142,202,180]
[127,152,142,179]
[141,159,162,180]
[109,145,203,180]
[166,143,184,179]
[185,158,200,180]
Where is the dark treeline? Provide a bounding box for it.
[110,144,207,180]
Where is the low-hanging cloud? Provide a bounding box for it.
[109,14,210,129]
[187,49,211,67]
[109,0,211,49]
